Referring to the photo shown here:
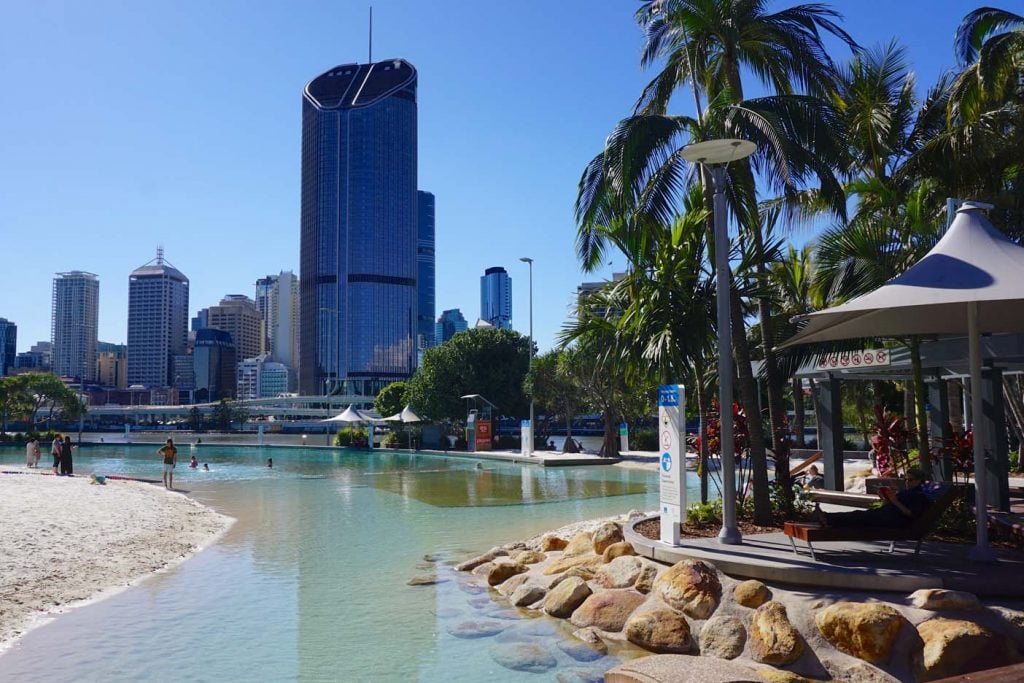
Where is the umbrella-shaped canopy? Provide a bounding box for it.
[322,404,369,423]
[383,405,424,423]
[779,202,1024,561]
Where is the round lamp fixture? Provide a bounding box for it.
[681,138,756,165]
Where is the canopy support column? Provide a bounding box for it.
[927,375,951,481]
[816,375,844,491]
[969,302,996,562]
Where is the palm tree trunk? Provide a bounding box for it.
[909,338,930,471]
[730,286,772,524]
[601,407,619,458]
[755,293,793,512]
[792,377,805,447]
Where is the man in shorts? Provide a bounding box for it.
[158,438,178,490]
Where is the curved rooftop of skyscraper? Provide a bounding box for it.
[304,58,417,110]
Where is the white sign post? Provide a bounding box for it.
[658,384,686,545]
[521,419,533,457]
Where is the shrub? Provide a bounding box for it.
[630,429,657,451]
[334,427,368,448]
[383,431,411,448]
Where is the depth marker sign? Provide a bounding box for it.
[658,384,685,545]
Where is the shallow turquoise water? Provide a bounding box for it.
[0,445,700,682]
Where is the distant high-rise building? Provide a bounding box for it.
[207,295,264,364]
[191,309,209,332]
[255,271,299,375]
[0,318,16,376]
[299,59,418,396]
[96,342,127,389]
[193,329,236,401]
[127,251,189,388]
[417,191,436,350]
[435,309,468,345]
[51,271,99,382]
[480,267,512,329]
[15,340,51,373]
[236,354,289,400]
[576,272,627,318]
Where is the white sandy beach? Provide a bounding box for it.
[0,470,233,652]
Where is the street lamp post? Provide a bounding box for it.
[681,138,756,546]
[519,256,534,455]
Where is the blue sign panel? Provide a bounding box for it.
[658,385,680,407]
[661,452,672,472]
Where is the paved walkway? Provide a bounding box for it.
[625,518,1024,596]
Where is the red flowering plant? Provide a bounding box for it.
[937,429,973,484]
[871,404,911,477]
[698,402,753,504]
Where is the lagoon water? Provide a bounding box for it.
[0,445,697,682]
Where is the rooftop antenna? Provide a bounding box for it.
[156,245,165,265]
[368,6,373,63]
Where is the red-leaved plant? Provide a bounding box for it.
[871,404,911,477]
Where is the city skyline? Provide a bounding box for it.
[1,2,972,355]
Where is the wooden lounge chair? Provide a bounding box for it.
[789,451,823,478]
[783,484,957,561]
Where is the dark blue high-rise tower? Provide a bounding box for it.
[416,190,435,350]
[299,59,418,396]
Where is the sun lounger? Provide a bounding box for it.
[783,484,956,561]
[789,451,823,478]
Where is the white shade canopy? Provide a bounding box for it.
[322,404,369,423]
[383,405,424,423]
[778,202,1024,562]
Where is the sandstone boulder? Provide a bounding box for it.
[572,627,609,653]
[653,559,722,619]
[489,642,558,673]
[814,602,904,664]
[700,615,747,660]
[602,541,637,563]
[594,555,644,589]
[564,532,595,556]
[543,553,602,576]
[557,637,607,662]
[406,574,445,586]
[447,620,506,639]
[592,522,625,554]
[604,655,761,683]
[496,573,530,597]
[471,561,494,577]
[909,589,980,611]
[634,563,659,594]
[511,549,546,565]
[544,576,593,619]
[569,590,646,632]
[557,668,606,683]
[734,580,770,608]
[540,535,569,551]
[748,601,804,665]
[487,561,528,586]
[510,583,548,607]
[756,669,810,683]
[916,617,1019,681]
[625,608,695,654]
[456,551,497,572]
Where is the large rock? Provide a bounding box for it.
[569,590,646,632]
[447,620,506,639]
[540,535,569,551]
[557,668,606,683]
[909,589,980,611]
[814,602,904,664]
[700,615,747,660]
[544,576,593,619]
[557,637,607,662]
[595,556,644,589]
[572,627,609,654]
[653,559,722,619]
[916,617,1019,681]
[456,550,497,572]
[543,553,602,576]
[593,522,625,554]
[602,541,637,563]
[495,573,529,597]
[834,661,901,683]
[471,561,494,577]
[625,608,695,654]
[489,642,558,673]
[748,601,804,665]
[511,549,546,565]
[510,583,548,607]
[487,561,528,586]
[604,655,761,683]
[564,532,595,556]
[756,669,810,683]
[734,580,770,608]
[634,563,659,594]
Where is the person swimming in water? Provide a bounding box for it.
[189,455,198,468]
[203,463,210,471]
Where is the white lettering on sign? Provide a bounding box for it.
[815,349,890,371]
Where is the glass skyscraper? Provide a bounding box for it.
[434,309,468,345]
[480,266,512,329]
[0,318,16,377]
[417,190,435,349]
[127,251,189,388]
[52,271,100,382]
[299,59,418,396]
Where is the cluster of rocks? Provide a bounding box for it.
[454,521,1024,682]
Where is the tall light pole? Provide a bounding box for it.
[681,138,756,545]
[519,257,534,455]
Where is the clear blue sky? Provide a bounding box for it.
[0,0,980,355]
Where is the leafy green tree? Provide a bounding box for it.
[407,328,530,422]
[188,407,204,431]
[524,350,575,444]
[374,381,408,419]
[0,376,33,435]
[212,399,246,431]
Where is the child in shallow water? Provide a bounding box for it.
[203,463,210,471]
[189,455,198,468]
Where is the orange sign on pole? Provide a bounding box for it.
[475,420,493,451]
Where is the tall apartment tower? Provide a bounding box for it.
[51,271,100,382]
[417,191,436,350]
[299,59,418,396]
[0,318,16,377]
[207,295,264,363]
[127,250,189,388]
[480,267,512,330]
[255,271,299,373]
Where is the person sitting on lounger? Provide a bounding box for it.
[816,467,930,528]
[802,465,825,490]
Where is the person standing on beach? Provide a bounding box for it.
[159,438,178,490]
[26,438,38,467]
[59,435,74,476]
[51,434,63,474]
